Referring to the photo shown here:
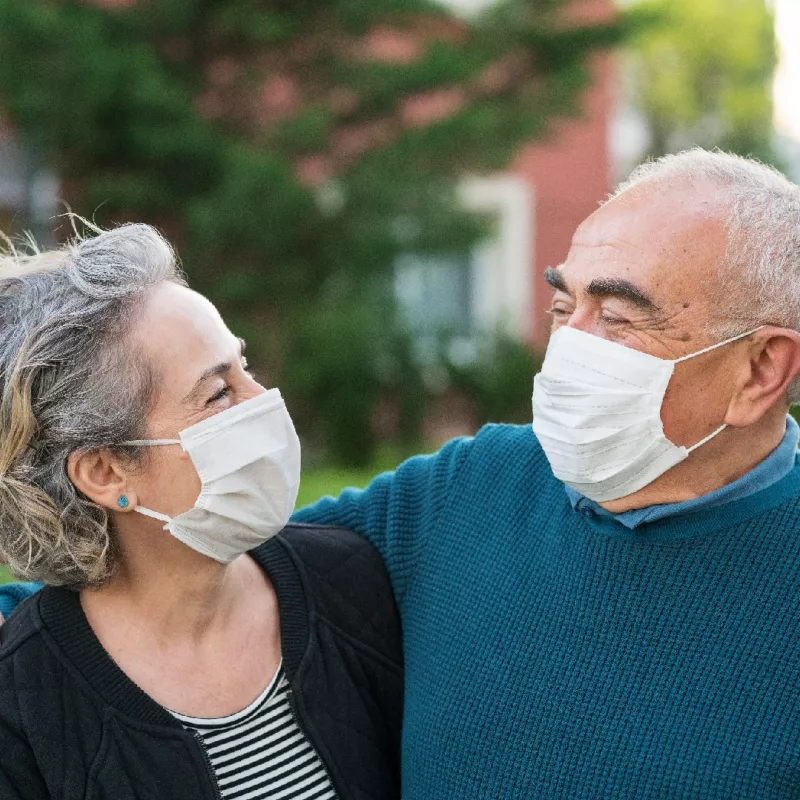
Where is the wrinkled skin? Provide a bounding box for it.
[545,180,800,512]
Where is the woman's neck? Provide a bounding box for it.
[79,527,283,716]
[81,525,264,644]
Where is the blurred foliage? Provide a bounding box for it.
[443,333,543,424]
[295,444,427,509]
[0,0,626,465]
[625,0,777,162]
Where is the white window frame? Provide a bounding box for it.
[459,174,535,341]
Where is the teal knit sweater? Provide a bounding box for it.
[294,423,800,799]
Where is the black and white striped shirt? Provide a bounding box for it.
[171,664,337,800]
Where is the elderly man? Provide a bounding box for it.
[4,149,800,798]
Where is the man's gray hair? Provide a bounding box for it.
[0,221,185,588]
[612,148,800,402]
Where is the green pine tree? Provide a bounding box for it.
[0,0,624,465]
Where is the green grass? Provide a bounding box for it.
[296,465,387,509]
[0,453,413,587]
[296,444,424,508]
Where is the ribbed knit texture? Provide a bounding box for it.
[293,424,800,799]
[0,582,39,620]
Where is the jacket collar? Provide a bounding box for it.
[37,534,311,726]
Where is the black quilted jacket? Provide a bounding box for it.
[0,524,403,800]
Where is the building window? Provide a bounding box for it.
[394,251,474,342]
[394,174,534,358]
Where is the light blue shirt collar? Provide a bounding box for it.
[565,415,800,529]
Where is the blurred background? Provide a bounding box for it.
[0,0,795,585]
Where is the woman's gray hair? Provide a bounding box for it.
[0,221,185,588]
[611,148,800,402]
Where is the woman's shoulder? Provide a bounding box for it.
[255,524,402,670]
[278,522,389,575]
[0,590,46,661]
[0,590,61,715]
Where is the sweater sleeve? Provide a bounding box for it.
[292,435,473,599]
[0,584,41,620]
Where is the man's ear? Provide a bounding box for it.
[725,327,800,427]
[66,449,137,513]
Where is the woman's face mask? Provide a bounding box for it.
[121,389,301,563]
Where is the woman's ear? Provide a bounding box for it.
[67,450,137,512]
[726,328,800,427]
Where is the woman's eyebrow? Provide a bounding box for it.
[182,340,247,404]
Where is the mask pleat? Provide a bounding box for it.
[532,326,686,501]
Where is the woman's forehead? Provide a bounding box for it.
[134,282,239,371]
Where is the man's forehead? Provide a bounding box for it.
[565,183,729,288]
[578,183,724,243]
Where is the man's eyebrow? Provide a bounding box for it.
[585,277,659,312]
[544,266,569,293]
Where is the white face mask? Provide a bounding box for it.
[532,325,763,503]
[122,389,301,563]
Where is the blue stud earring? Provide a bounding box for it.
[117,495,130,509]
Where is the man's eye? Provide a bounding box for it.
[547,307,570,318]
[601,311,628,325]
[208,385,231,404]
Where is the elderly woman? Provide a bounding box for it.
[0,223,402,800]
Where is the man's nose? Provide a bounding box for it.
[562,306,606,339]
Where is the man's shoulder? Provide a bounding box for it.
[464,423,553,481]
[472,422,541,451]
[0,582,41,620]
[399,423,542,474]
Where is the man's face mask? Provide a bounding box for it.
[121,389,301,563]
[532,325,763,503]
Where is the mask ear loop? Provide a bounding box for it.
[672,325,765,363]
[133,506,172,526]
[686,424,727,453]
[674,326,765,452]
[121,439,182,446]
[116,440,182,527]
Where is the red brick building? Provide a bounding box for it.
[0,0,617,354]
[395,0,616,352]
[514,47,614,347]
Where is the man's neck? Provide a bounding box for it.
[600,413,790,514]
